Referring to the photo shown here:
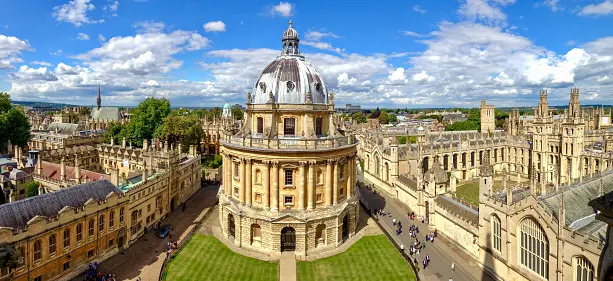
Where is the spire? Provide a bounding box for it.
[96,85,102,110]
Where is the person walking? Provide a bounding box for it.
[452,262,455,272]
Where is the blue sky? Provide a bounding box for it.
[1,0,613,108]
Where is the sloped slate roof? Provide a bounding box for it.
[47,122,81,135]
[0,179,122,229]
[493,189,531,204]
[40,161,109,182]
[434,195,479,227]
[397,174,418,190]
[90,107,121,121]
[541,170,613,226]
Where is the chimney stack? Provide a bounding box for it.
[74,154,81,184]
[143,139,149,151]
[122,137,126,148]
[60,157,67,182]
[142,161,148,184]
[110,168,120,186]
[36,154,43,176]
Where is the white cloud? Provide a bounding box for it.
[402,31,422,37]
[541,0,560,11]
[566,40,576,46]
[388,68,409,84]
[52,0,103,27]
[411,70,435,83]
[98,34,106,42]
[32,61,52,67]
[305,31,339,41]
[203,21,226,32]
[413,5,427,14]
[76,33,90,40]
[302,41,343,54]
[133,21,165,33]
[458,0,507,24]
[106,0,119,12]
[0,34,31,69]
[10,65,58,81]
[580,1,613,16]
[270,2,293,17]
[337,72,357,87]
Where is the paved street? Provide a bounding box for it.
[71,183,219,281]
[357,169,492,281]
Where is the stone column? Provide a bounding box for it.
[333,160,339,205]
[263,161,270,210]
[299,161,306,210]
[239,158,246,203]
[272,161,279,211]
[325,160,333,206]
[347,156,354,198]
[224,153,230,195]
[307,161,315,210]
[246,159,252,206]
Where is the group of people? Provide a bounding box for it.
[84,262,116,281]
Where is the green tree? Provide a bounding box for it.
[25,181,41,198]
[122,98,171,147]
[369,107,381,119]
[231,107,244,120]
[0,93,31,153]
[445,121,479,131]
[157,114,203,152]
[202,154,223,169]
[378,111,389,124]
[209,107,222,118]
[102,121,125,145]
[387,113,397,123]
[350,111,367,123]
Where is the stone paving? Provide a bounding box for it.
[70,184,219,281]
[279,252,297,281]
[358,173,493,281]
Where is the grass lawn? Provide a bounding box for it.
[162,235,278,281]
[455,179,504,206]
[297,235,416,281]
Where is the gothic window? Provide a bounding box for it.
[63,229,70,248]
[257,117,264,134]
[315,117,323,136]
[575,256,595,281]
[285,169,293,186]
[492,215,501,252]
[519,218,549,279]
[49,234,57,255]
[284,118,296,135]
[120,207,125,223]
[76,223,83,242]
[33,240,42,262]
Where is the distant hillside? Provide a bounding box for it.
[12,100,78,109]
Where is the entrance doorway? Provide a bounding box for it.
[281,227,296,251]
[342,215,349,242]
[228,214,236,239]
[118,236,124,249]
[170,198,176,211]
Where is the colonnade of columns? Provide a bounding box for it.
[221,151,356,211]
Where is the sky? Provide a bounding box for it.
[1,0,613,108]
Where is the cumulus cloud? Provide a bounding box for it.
[10,65,58,81]
[98,34,106,42]
[305,31,339,41]
[580,1,613,16]
[52,0,103,27]
[133,21,165,33]
[337,72,357,87]
[270,2,293,17]
[413,5,427,14]
[388,68,409,84]
[203,21,226,32]
[0,34,31,69]
[458,0,507,24]
[76,33,90,40]
[411,70,435,83]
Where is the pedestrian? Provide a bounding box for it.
[452,262,455,272]
[393,218,396,226]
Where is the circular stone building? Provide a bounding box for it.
[218,21,359,257]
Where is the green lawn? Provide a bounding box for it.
[455,180,504,206]
[162,235,279,281]
[297,235,416,281]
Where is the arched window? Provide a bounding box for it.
[575,257,595,281]
[63,228,70,248]
[251,224,262,246]
[491,215,501,252]
[88,219,95,236]
[119,207,125,223]
[76,223,83,242]
[384,162,389,182]
[317,169,324,184]
[99,214,105,232]
[255,169,262,185]
[519,218,549,279]
[49,234,57,255]
[315,224,326,247]
[33,240,42,262]
[109,211,115,229]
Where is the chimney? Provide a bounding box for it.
[38,182,44,195]
[142,162,148,184]
[111,138,115,146]
[164,141,168,152]
[122,137,126,148]
[74,154,81,184]
[110,168,120,186]
[60,157,67,182]
[36,155,43,176]
[143,139,149,151]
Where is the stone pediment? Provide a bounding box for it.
[271,213,305,224]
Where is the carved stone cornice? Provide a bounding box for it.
[299,161,308,166]
[271,161,279,167]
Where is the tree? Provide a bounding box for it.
[387,113,397,123]
[370,107,381,119]
[0,93,31,153]
[378,111,389,124]
[202,154,223,169]
[122,98,171,147]
[231,107,244,120]
[0,245,22,269]
[157,114,203,152]
[102,121,125,145]
[209,107,222,119]
[350,111,367,123]
[25,181,41,198]
[445,121,479,131]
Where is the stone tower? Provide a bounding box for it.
[479,151,494,198]
[561,88,585,184]
[480,100,495,134]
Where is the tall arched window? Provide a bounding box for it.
[88,219,95,236]
[520,218,549,279]
[575,257,595,281]
[99,214,105,232]
[48,234,57,255]
[33,240,42,262]
[63,229,70,248]
[491,215,501,252]
[76,223,83,242]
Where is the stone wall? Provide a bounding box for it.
[433,204,479,259]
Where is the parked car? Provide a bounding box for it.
[158,225,173,238]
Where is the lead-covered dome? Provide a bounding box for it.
[251,21,329,105]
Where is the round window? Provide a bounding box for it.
[287,81,295,90]
[315,82,321,92]
[259,82,266,92]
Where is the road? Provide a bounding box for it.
[357,169,491,281]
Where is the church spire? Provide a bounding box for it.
[96,85,102,110]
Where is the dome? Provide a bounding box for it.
[251,21,329,105]
[223,103,232,109]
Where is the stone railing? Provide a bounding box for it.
[222,134,357,150]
